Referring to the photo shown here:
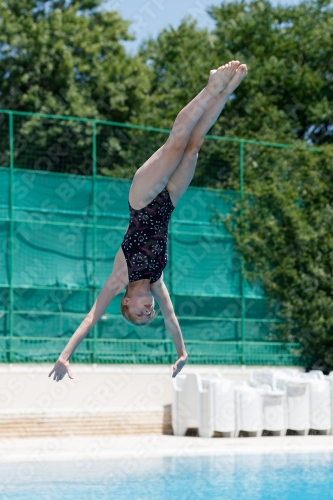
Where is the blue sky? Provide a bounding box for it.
[103,0,300,53]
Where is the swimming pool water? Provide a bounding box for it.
[1,453,333,499]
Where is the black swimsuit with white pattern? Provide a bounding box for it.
[121,186,175,283]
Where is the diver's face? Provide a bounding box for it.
[124,293,155,325]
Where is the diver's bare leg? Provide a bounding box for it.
[167,64,248,205]
[129,62,240,209]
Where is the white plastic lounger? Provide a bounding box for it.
[257,385,287,435]
[205,372,240,437]
[305,370,324,379]
[250,368,278,390]
[235,386,263,436]
[172,372,212,438]
[249,371,287,435]
[172,372,240,438]
[276,376,310,435]
[300,373,331,433]
[172,373,201,437]
[172,370,331,439]
[328,372,333,435]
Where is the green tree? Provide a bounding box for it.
[128,0,333,188]
[0,0,150,174]
[206,0,333,367]
[218,142,333,369]
[209,0,333,146]
[0,0,149,120]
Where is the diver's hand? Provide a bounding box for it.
[172,353,188,378]
[48,357,74,382]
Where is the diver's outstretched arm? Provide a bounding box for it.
[48,249,128,381]
[151,276,188,377]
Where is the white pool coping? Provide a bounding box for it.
[1,435,333,462]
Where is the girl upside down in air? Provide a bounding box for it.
[49,60,248,382]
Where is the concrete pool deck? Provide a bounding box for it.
[1,434,333,462]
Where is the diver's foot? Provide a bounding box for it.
[207,60,240,95]
[223,64,248,95]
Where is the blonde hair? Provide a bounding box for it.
[120,286,158,326]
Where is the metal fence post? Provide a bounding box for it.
[8,112,14,362]
[92,121,98,362]
[239,140,246,364]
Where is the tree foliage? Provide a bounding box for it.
[209,0,333,145]
[1,0,333,365]
[204,0,333,368]
[0,0,149,120]
[220,142,333,369]
[136,0,333,147]
[0,0,150,174]
[132,0,333,188]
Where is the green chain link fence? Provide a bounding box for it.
[0,109,321,365]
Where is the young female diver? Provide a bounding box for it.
[49,61,248,381]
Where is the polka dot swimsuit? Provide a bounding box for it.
[121,186,175,283]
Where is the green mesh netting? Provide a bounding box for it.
[0,166,302,365]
